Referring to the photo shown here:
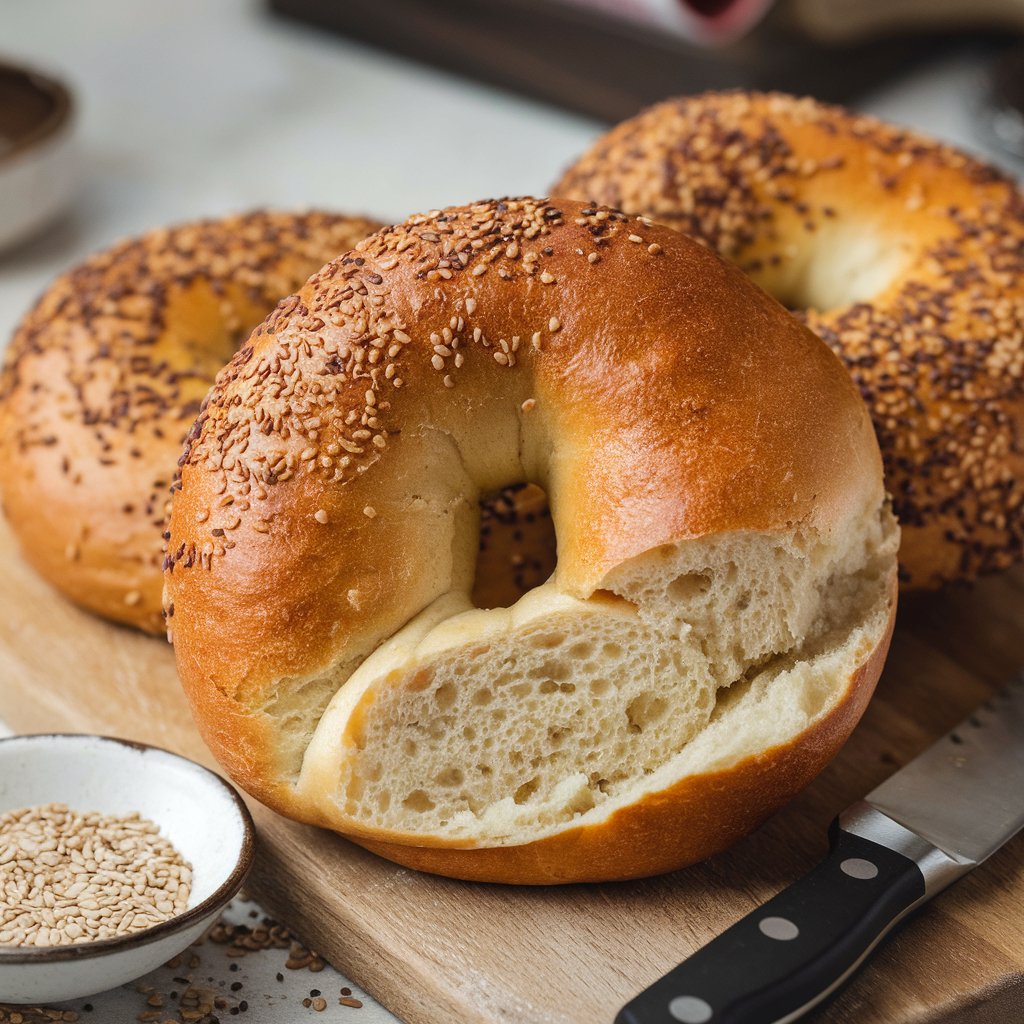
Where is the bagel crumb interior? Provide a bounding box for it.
[296,497,897,845]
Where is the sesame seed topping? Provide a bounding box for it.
[363,506,376,519]
[1,209,382,621]
[314,509,329,524]
[549,317,561,332]
[554,91,1024,585]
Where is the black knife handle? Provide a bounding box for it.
[616,823,928,1024]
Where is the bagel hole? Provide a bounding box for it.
[750,231,910,313]
[472,483,556,609]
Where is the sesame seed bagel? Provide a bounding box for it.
[165,198,898,884]
[0,210,382,632]
[554,91,1024,589]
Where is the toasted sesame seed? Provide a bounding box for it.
[549,317,561,332]
[628,234,643,243]
[0,804,190,948]
[648,243,663,255]
[363,506,376,518]
[465,297,477,314]
[521,398,536,412]
[539,272,555,284]
[314,509,329,524]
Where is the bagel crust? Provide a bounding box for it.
[554,91,1024,589]
[166,198,898,883]
[0,210,381,631]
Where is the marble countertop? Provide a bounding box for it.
[0,1,1019,1020]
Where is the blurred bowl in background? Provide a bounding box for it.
[0,60,78,252]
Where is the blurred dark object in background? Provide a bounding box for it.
[793,0,1024,42]
[269,0,1018,121]
[985,41,1024,157]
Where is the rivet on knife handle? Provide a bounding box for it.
[615,816,938,1024]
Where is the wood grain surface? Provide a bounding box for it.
[0,519,1021,1023]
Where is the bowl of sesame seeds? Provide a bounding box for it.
[0,734,255,1004]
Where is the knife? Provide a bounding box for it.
[616,673,1024,1024]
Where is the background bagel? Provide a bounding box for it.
[554,91,1024,590]
[165,198,899,884]
[0,210,381,632]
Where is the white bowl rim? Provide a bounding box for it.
[0,733,255,965]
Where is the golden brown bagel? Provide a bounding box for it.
[166,198,898,884]
[0,210,381,632]
[554,91,1024,589]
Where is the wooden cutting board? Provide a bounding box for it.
[1,518,1022,1023]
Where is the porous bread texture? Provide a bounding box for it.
[298,498,898,845]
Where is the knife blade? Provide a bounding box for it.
[864,673,1024,865]
[615,673,1024,1024]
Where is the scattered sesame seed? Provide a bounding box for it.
[314,509,329,524]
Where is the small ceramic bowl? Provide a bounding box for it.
[0,734,255,1004]
[0,60,78,251]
